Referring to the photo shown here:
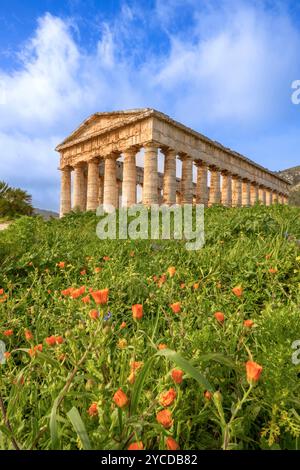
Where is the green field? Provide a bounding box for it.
[0,205,300,450]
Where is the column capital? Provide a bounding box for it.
[209,165,221,172]
[195,160,208,168]
[161,147,177,157]
[60,165,72,172]
[73,161,86,169]
[144,141,159,151]
[123,146,139,157]
[88,157,100,165]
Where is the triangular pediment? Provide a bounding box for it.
[56,108,152,150]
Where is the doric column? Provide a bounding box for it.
[250,183,259,205]
[86,158,100,211]
[117,180,122,208]
[98,176,104,205]
[265,189,272,206]
[196,161,208,206]
[73,163,86,211]
[273,191,279,204]
[221,172,232,207]
[143,143,158,206]
[122,148,137,207]
[209,167,221,206]
[162,148,177,205]
[242,180,251,207]
[232,176,242,207]
[60,166,72,217]
[280,194,285,204]
[181,155,193,204]
[283,195,289,205]
[176,192,182,204]
[258,186,266,205]
[103,154,118,210]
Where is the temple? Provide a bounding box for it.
[56,108,290,217]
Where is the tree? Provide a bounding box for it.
[0,181,33,217]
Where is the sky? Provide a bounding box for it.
[0,0,299,211]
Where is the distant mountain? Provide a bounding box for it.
[33,208,59,220]
[277,166,300,206]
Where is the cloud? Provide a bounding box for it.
[0,1,299,211]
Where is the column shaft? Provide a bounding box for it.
[196,162,208,206]
[232,176,242,207]
[265,189,272,206]
[143,144,158,206]
[73,164,86,211]
[103,155,117,210]
[242,180,251,207]
[221,173,232,207]
[209,168,221,206]
[250,183,259,205]
[86,159,100,211]
[122,149,137,207]
[181,156,193,204]
[60,166,72,217]
[163,149,177,205]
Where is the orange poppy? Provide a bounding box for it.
[25,329,33,341]
[94,267,101,273]
[246,361,263,383]
[91,288,109,305]
[130,361,143,372]
[4,351,11,360]
[170,302,181,314]
[232,286,243,297]
[88,402,98,417]
[57,262,65,268]
[159,388,177,407]
[171,369,184,384]
[113,388,129,408]
[268,268,278,274]
[156,409,173,428]
[166,437,179,450]
[132,304,143,320]
[128,372,135,384]
[3,329,13,337]
[80,269,86,276]
[180,283,185,289]
[214,311,225,323]
[81,295,90,304]
[158,343,167,350]
[158,274,167,286]
[204,390,212,400]
[45,335,56,346]
[0,288,4,295]
[103,256,110,261]
[120,321,126,329]
[167,266,176,277]
[56,336,64,344]
[128,441,143,450]
[89,309,99,320]
[244,319,254,328]
[193,282,199,289]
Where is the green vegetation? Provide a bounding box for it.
[0,205,300,450]
[0,181,33,218]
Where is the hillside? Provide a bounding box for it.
[277,166,300,206]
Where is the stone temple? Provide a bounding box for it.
[56,108,290,217]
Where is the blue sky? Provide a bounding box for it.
[0,0,299,211]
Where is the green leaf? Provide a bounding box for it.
[49,396,60,450]
[199,353,237,369]
[67,407,92,450]
[156,349,214,391]
[130,356,156,415]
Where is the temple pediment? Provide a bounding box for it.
[56,108,152,150]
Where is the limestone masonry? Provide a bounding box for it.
[56,108,291,217]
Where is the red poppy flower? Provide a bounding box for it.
[171,369,184,384]
[214,311,225,323]
[159,388,177,407]
[3,329,13,337]
[166,437,179,450]
[244,319,254,328]
[156,409,173,428]
[91,288,109,305]
[128,441,143,450]
[246,361,263,384]
[170,302,181,314]
[132,304,143,320]
[113,388,129,408]
[88,402,98,417]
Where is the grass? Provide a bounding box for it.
[0,204,300,450]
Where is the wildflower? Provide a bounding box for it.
[204,390,212,400]
[246,361,263,384]
[56,336,64,345]
[120,321,126,329]
[132,304,143,320]
[193,282,199,289]
[268,268,278,274]
[94,267,101,273]
[91,288,109,305]
[103,256,110,261]
[61,288,72,296]
[130,361,143,372]
[130,251,135,257]
[80,269,86,276]
[244,319,254,328]
[118,338,127,349]
[89,309,99,320]
[45,335,56,346]
[81,295,90,304]
[166,437,179,450]
[214,311,225,323]
[167,266,176,277]
[158,274,167,286]
[180,283,185,289]
[88,402,98,417]
[156,409,173,428]
[3,329,13,337]
[25,329,33,341]
[170,302,181,314]
[0,295,7,303]
[128,442,143,450]
[265,254,272,259]
[153,275,158,283]
[0,288,4,295]
[113,388,129,408]
[171,369,184,384]
[158,343,167,350]
[71,288,83,299]
[4,352,11,360]
[104,311,112,321]
[28,344,43,358]
[57,262,65,268]
[232,286,243,297]
[216,282,222,289]
[159,388,177,407]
